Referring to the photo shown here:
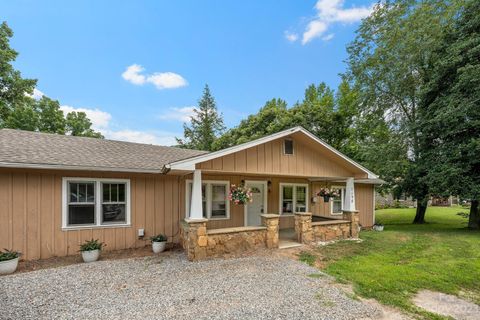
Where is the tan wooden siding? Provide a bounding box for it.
[197,136,367,179]
[310,182,374,227]
[0,169,184,260]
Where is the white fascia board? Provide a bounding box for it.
[166,126,379,179]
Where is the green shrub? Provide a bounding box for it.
[0,249,20,262]
[79,239,104,252]
[150,234,168,242]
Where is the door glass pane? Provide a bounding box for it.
[296,186,307,212]
[211,184,227,218]
[282,186,293,214]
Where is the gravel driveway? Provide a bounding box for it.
[0,252,379,320]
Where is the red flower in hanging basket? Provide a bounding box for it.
[229,184,253,205]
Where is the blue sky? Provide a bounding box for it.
[1,0,375,145]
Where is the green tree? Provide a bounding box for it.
[177,84,225,151]
[213,98,288,150]
[419,0,480,229]
[4,102,38,131]
[36,96,65,134]
[0,22,37,125]
[346,0,464,223]
[65,111,103,138]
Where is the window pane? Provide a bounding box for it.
[68,205,95,225]
[102,204,126,224]
[118,184,125,202]
[211,185,227,218]
[296,186,306,212]
[284,139,294,155]
[283,186,293,200]
[103,183,110,202]
[332,189,343,214]
[69,183,78,202]
[78,183,86,202]
[87,183,95,202]
[111,184,118,202]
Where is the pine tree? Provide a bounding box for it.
[177,84,225,151]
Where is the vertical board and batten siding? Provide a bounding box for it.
[197,136,367,179]
[0,169,183,260]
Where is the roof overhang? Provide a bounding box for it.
[0,162,163,174]
[164,126,379,179]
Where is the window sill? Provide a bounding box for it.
[331,212,343,216]
[62,224,131,231]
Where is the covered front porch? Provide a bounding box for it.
[180,169,361,261]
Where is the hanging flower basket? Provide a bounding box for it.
[228,184,253,205]
[317,188,340,202]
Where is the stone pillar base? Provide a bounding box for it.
[184,218,208,261]
[342,210,360,238]
[295,212,313,244]
[261,214,280,248]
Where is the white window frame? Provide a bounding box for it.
[279,183,309,216]
[330,186,345,215]
[283,138,294,155]
[62,177,131,229]
[186,180,230,220]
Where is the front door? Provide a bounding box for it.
[246,182,266,226]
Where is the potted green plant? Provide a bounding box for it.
[0,249,21,275]
[150,234,168,253]
[79,239,104,263]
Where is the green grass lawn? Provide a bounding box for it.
[303,206,480,319]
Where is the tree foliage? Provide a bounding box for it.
[346,0,464,223]
[0,22,36,125]
[177,84,225,151]
[419,0,480,228]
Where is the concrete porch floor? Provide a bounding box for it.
[279,228,302,249]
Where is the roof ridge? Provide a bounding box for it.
[0,128,207,153]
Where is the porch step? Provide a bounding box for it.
[278,240,303,249]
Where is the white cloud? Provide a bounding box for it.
[290,0,373,45]
[285,31,299,42]
[122,64,188,90]
[121,64,146,85]
[60,105,112,130]
[158,106,196,122]
[104,129,177,146]
[322,33,335,41]
[25,88,45,100]
[302,20,328,44]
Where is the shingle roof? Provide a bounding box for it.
[0,129,208,173]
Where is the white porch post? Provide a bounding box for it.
[344,177,356,212]
[189,169,203,220]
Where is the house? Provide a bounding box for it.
[0,127,381,261]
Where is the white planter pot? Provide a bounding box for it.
[152,241,166,253]
[0,257,19,275]
[81,249,100,263]
[374,225,384,231]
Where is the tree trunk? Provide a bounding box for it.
[413,196,429,224]
[468,200,479,230]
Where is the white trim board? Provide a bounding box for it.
[165,126,378,179]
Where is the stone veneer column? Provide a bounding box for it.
[342,210,360,238]
[294,212,313,244]
[261,214,280,249]
[184,218,208,261]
